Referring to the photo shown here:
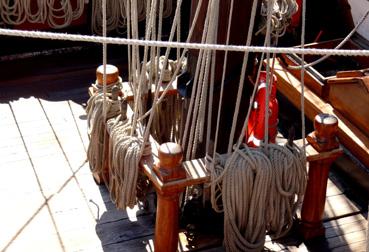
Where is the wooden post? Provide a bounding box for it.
[96,64,120,86]
[88,64,120,96]
[153,142,186,252]
[300,113,342,240]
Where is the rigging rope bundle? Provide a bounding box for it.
[83,0,307,250]
[86,92,120,176]
[0,0,85,29]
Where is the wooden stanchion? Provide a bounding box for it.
[300,113,343,240]
[88,64,120,96]
[153,142,186,252]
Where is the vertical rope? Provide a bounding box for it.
[140,0,184,155]
[102,0,107,119]
[300,0,307,159]
[126,0,132,85]
[185,0,212,159]
[131,0,158,135]
[212,0,234,157]
[263,0,274,148]
[227,0,259,153]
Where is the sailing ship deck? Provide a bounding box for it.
[0,61,368,252]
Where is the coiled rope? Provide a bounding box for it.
[0,0,85,29]
[86,93,120,176]
[221,144,306,251]
[106,113,151,209]
[91,0,173,35]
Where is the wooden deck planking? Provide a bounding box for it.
[323,193,362,221]
[68,100,89,151]
[1,97,103,251]
[5,206,66,252]
[39,99,87,171]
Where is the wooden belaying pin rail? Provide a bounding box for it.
[300,113,343,240]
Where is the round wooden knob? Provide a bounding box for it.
[96,64,119,85]
[314,113,338,143]
[158,142,183,169]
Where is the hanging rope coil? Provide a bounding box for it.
[0,0,85,29]
[223,147,273,252]
[91,0,173,35]
[266,143,307,239]
[106,113,152,209]
[213,143,307,251]
[86,93,120,176]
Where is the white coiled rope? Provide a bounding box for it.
[109,118,141,209]
[86,93,120,175]
[105,112,152,209]
[211,142,306,251]
[266,144,307,239]
[223,147,273,252]
[0,0,85,29]
[91,0,173,35]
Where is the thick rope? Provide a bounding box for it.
[2,28,369,57]
[223,147,272,251]
[266,144,306,239]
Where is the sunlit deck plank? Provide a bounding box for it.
[39,99,87,171]
[68,100,89,151]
